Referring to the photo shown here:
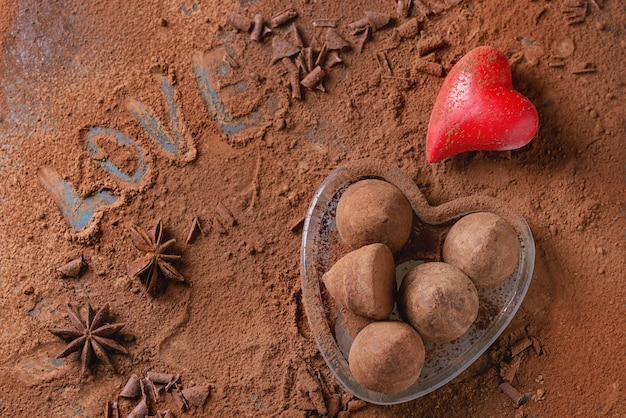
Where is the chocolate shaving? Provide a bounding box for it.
[294,54,307,73]
[326,51,343,67]
[171,387,189,411]
[282,56,303,99]
[499,382,527,407]
[365,11,392,31]
[271,8,297,28]
[284,23,304,48]
[165,373,181,392]
[315,44,328,67]
[142,376,158,407]
[571,62,596,74]
[147,372,175,385]
[250,14,270,42]
[57,256,86,278]
[396,0,412,17]
[561,0,587,25]
[186,216,204,244]
[127,398,149,418]
[105,400,119,418]
[312,19,338,28]
[530,336,543,355]
[323,28,349,51]
[354,27,371,53]
[413,0,431,20]
[222,52,239,69]
[215,202,236,227]
[121,374,142,398]
[153,383,167,400]
[301,66,325,90]
[289,217,305,233]
[425,0,445,14]
[417,34,446,56]
[510,337,533,357]
[376,51,393,75]
[225,11,252,32]
[181,385,210,407]
[348,17,369,35]
[301,47,314,73]
[396,18,419,39]
[413,56,443,76]
[282,57,298,74]
[501,356,521,382]
[271,36,301,64]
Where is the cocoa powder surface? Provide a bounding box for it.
[0,0,624,417]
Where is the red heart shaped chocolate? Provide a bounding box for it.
[426,46,538,163]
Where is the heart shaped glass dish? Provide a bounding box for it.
[300,159,535,405]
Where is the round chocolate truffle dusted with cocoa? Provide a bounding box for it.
[322,243,396,320]
[336,179,412,253]
[400,262,479,343]
[443,212,520,288]
[348,321,425,394]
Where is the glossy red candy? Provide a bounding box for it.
[426,46,538,163]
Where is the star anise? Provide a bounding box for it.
[48,303,128,377]
[128,219,185,295]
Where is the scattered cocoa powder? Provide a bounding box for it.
[0,0,624,416]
